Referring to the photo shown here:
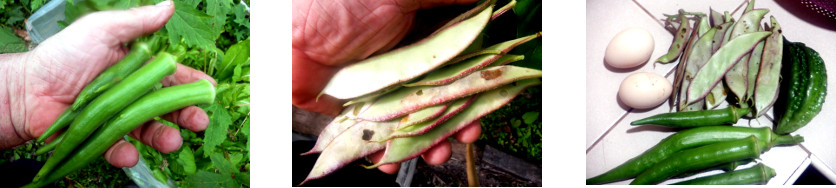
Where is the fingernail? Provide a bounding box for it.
[156,0,172,6]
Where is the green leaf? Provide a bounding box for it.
[511,119,521,127]
[202,102,232,157]
[241,118,249,137]
[215,38,249,81]
[206,0,232,36]
[178,147,197,175]
[228,152,243,168]
[185,170,237,188]
[522,111,539,125]
[166,1,219,50]
[0,27,25,53]
[210,153,236,177]
[235,172,250,186]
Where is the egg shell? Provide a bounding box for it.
[618,72,672,109]
[605,28,655,69]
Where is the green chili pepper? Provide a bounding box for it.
[631,106,749,127]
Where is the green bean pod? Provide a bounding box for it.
[586,126,802,185]
[30,79,215,187]
[631,106,749,127]
[33,52,177,182]
[35,132,66,155]
[753,16,783,117]
[630,136,763,185]
[724,9,768,102]
[686,31,771,105]
[36,107,81,143]
[397,104,448,129]
[678,26,719,112]
[655,11,692,64]
[672,163,776,185]
[386,96,475,140]
[71,42,152,111]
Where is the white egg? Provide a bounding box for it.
[618,72,672,109]
[605,28,654,69]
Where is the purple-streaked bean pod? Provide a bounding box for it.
[387,96,475,139]
[711,22,734,53]
[357,65,542,121]
[671,18,702,111]
[724,9,768,102]
[709,8,724,27]
[397,103,448,129]
[488,54,525,67]
[678,27,719,112]
[405,32,541,87]
[320,5,494,99]
[301,104,364,155]
[655,11,692,64]
[686,31,771,105]
[753,16,783,117]
[364,78,542,169]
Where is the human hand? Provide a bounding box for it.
[292,0,481,174]
[0,1,215,168]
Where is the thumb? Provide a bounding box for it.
[67,0,175,46]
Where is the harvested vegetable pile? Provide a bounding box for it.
[300,0,543,184]
[588,0,827,185]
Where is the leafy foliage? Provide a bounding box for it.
[479,86,542,163]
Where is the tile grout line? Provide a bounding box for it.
[587,109,631,153]
[632,0,666,29]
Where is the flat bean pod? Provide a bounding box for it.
[586,126,802,184]
[301,119,399,184]
[357,65,542,121]
[678,26,718,112]
[724,9,768,101]
[488,54,525,67]
[630,136,764,185]
[753,16,783,117]
[320,5,493,99]
[388,96,475,139]
[672,163,775,185]
[671,18,702,110]
[655,11,692,64]
[686,31,770,105]
[301,105,363,155]
[397,103,448,129]
[30,80,215,187]
[366,78,542,168]
[404,32,541,87]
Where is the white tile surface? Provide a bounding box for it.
[587,0,836,184]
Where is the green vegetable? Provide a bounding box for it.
[724,9,768,102]
[29,79,216,187]
[320,5,493,99]
[35,132,66,155]
[356,65,542,121]
[630,106,749,127]
[686,31,771,105]
[655,11,691,64]
[36,42,151,142]
[672,163,775,185]
[33,52,177,182]
[365,78,542,169]
[300,105,363,155]
[631,136,763,185]
[775,39,828,134]
[673,159,753,179]
[753,16,783,117]
[387,96,474,139]
[586,126,802,184]
[397,103,448,129]
[678,25,719,111]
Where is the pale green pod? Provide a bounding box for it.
[754,16,783,117]
[709,8,724,27]
[678,28,718,112]
[343,85,402,107]
[432,0,495,36]
[686,31,771,105]
[405,32,541,87]
[698,16,710,36]
[724,9,768,101]
[397,103,448,129]
[358,65,542,121]
[747,41,766,101]
[366,78,542,168]
[488,54,525,67]
[711,22,734,53]
[491,0,516,20]
[655,11,692,64]
[321,5,494,99]
[301,119,399,184]
[745,0,757,13]
[389,96,475,139]
[671,20,703,110]
[706,85,727,110]
[301,105,363,155]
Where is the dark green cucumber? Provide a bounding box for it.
[775,40,827,134]
[31,79,215,187]
[33,52,177,182]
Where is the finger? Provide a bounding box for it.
[160,106,210,132]
[421,140,452,165]
[416,0,480,9]
[454,120,481,144]
[69,0,175,46]
[292,48,343,116]
[104,139,139,168]
[368,151,400,174]
[128,120,183,154]
[161,64,218,87]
